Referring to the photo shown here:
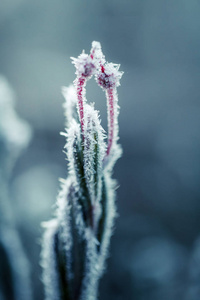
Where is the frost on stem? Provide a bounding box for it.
[42,41,123,300]
[71,51,96,133]
[71,41,105,136]
[96,63,123,166]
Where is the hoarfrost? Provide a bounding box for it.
[62,85,79,127]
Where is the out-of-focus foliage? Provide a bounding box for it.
[0,77,32,300]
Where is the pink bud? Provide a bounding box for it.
[71,53,96,78]
[96,63,123,90]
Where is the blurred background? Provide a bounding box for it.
[0,0,200,299]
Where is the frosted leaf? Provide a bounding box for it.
[83,104,106,228]
[80,227,100,300]
[62,120,82,190]
[56,179,74,280]
[62,84,79,127]
[41,219,61,300]
[97,175,117,276]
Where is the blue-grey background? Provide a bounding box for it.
[1,1,200,299]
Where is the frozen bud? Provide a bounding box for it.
[71,52,96,78]
[96,63,123,89]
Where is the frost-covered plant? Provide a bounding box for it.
[41,42,123,300]
[0,76,32,300]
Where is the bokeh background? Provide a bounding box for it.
[1,1,200,299]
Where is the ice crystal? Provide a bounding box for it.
[42,41,123,300]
